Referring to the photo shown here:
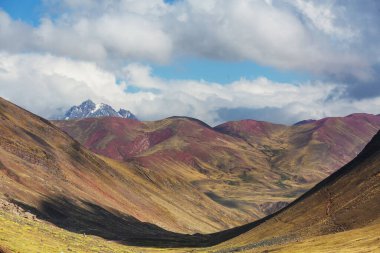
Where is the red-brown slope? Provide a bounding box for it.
[57,117,149,160]
[214,119,286,141]
[0,97,253,238]
[57,116,271,172]
[215,113,380,181]
[55,113,380,222]
[56,117,286,218]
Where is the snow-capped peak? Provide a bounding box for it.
[61,100,138,120]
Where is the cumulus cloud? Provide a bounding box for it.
[0,52,131,117]
[0,1,172,63]
[0,0,379,80]
[1,0,379,124]
[288,0,356,39]
[2,52,379,125]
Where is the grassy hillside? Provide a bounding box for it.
[202,130,380,252]
[1,128,380,252]
[0,97,251,242]
[56,113,380,222]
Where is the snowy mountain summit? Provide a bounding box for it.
[61,100,137,120]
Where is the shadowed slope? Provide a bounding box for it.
[205,129,380,252]
[56,116,278,219]
[0,97,252,243]
[1,125,380,252]
[1,97,379,251]
[56,113,380,221]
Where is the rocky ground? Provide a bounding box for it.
[0,198,37,220]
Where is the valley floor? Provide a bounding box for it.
[1,210,379,253]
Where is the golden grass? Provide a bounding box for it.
[0,210,167,253]
[262,223,380,253]
[2,208,378,253]
[2,208,379,253]
[0,211,126,253]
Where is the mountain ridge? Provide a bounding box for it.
[60,99,137,120]
[0,96,251,238]
[55,112,380,222]
[1,96,380,252]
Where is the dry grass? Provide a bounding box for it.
[1,99,380,252]
[260,223,380,253]
[1,209,379,253]
[56,113,380,228]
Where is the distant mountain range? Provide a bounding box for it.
[1,96,380,252]
[60,99,137,120]
[56,112,380,220]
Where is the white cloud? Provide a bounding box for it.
[0,0,376,79]
[2,52,378,125]
[0,52,131,117]
[289,0,357,39]
[0,11,34,52]
[1,1,379,124]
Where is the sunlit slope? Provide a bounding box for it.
[1,96,379,252]
[56,113,380,220]
[0,209,135,253]
[206,130,380,252]
[0,97,251,239]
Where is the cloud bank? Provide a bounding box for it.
[2,52,380,125]
[1,0,378,78]
[1,0,380,124]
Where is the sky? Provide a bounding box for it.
[0,0,380,125]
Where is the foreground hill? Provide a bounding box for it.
[55,113,380,220]
[0,97,253,241]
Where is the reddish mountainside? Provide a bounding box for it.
[0,97,258,241]
[214,119,285,140]
[55,112,380,220]
[1,97,379,251]
[216,113,380,180]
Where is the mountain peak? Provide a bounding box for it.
[61,100,137,120]
[81,99,96,106]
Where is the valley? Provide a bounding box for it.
[1,1,379,252]
[56,112,380,224]
[1,97,379,252]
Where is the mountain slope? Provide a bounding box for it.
[1,97,379,252]
[56,116,300,219]
[206,129,380,252]
[0,97,254,240]
[215,113,380,180]
[55,113,380,221]
[1,129,380,252]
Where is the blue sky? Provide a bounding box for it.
[0,0,379,125]
[0,0,310,84]
[0,0,42,25]
[152,58,310,84]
